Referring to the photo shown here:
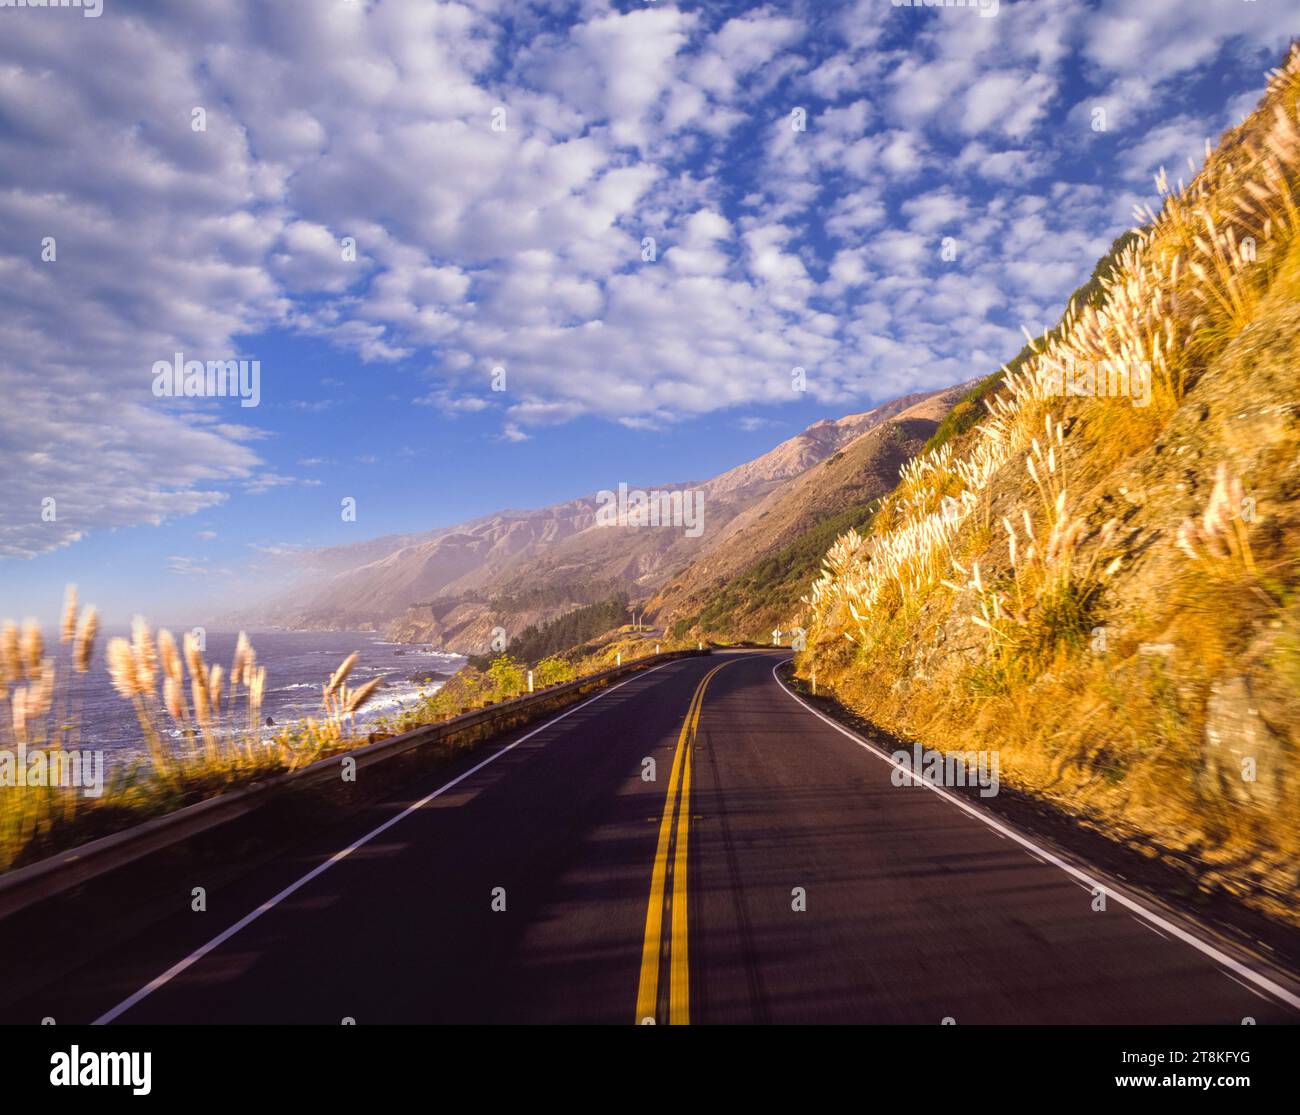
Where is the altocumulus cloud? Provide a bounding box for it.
[0,0,1297,557]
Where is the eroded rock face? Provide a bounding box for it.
[1202,675,1289,807]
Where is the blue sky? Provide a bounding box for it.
[2,0,1298,625]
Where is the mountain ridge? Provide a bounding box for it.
[243,387,959,650]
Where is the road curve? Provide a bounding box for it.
[5,650,1296,1024]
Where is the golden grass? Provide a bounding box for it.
[796,44,1300,923]
[0,581,691,874]
[0,593,395,872]
[806,44,1300,659]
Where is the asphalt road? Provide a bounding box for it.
[7,650,1298,1024]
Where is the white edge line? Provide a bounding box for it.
[1225,974,1269,1003]
[1136,917,1170,941]
[770,660,1300,1014]
[94,659,680,1025]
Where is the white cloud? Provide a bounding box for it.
[1081,0,1298,87]
[2,0,1296,563]
[1119,116,1215,183]
[901,190,969,234]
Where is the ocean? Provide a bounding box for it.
[21,629,465,772]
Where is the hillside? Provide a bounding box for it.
[790,46,1300,927]
[660,224,1153,647]
[248,389,950,651]
[645,386,966,640]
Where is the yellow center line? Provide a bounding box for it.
[667,691,700,1024]
[635,659,732,1025]
[633,680,697,1023]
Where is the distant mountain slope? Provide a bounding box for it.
[644,386,966,640]
[247,388,954,650]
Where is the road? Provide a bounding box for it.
[6,650,1298,1024]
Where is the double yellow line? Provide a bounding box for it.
[635,660,732,1024]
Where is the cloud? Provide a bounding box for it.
[692,10,804,99]
[901,189,970,234]
[2,0,1297,564]
[1081,0,1296,87]
[243,472,310,494]
[1119,115,1215,183]
[168,555,223,577]
[500,422,531,443]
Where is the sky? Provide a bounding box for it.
[1,0,1298,626]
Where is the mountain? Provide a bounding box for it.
[644,386,965,639]
[248,388,955,651]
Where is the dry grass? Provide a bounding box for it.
[796,44,1300,923]
[0,593,390,872]
[805,44,1300,665]
[0,587,642,873]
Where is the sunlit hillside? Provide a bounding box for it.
[793,44,1300,926]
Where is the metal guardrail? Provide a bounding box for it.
[0,648,706,921]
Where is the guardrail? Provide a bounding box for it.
[0,648,707,921]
